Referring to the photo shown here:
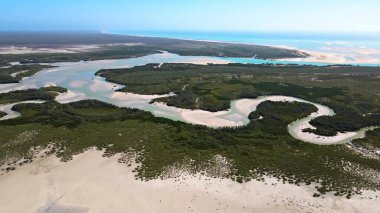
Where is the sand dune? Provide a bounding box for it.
[0,150,378,213]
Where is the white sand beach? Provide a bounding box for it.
[0,82,29,93]
[278,50,348,64]
[0,149,378,213]
[10,70,29,78]
[55,90,86,104]
[279,48,380,65]
[109,91,174,103]
[181,109,245,127]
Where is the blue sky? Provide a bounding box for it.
[1,0,379,33]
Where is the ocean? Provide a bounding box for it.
[111,31,380,66]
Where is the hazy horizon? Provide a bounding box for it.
[0,30,379,41]
[1,0,379,33]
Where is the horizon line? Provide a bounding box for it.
[0,29,380,35]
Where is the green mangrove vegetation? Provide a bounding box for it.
[0,62,379,198]
[0,87,66,104]
[0,64,52,83]
[0,99,379,198]
[97,63,380,135]
[0,111,6,118]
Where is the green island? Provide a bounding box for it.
[0,64,52,83]
[0,62,379,199]
[0,87,67,104]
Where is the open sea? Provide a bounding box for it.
[111,31,380,66]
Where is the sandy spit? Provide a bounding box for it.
[278,49,380,65]
[55,90,86,104]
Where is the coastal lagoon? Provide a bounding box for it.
[0,52,377,145]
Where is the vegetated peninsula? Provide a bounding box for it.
[0,32,307,63]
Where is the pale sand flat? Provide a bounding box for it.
[0,150,378,213]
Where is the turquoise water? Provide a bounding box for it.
[112,31,380,50]
[111,31,380,66]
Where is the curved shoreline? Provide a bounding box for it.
[0,100,46,121]
[154,96,378,145]
[106,32,380,66]
[0,54,378,145]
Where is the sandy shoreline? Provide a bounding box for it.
[1,32,379,65]
[277,48,380,65]
[0,149,378,213]
[55,90,87,104]
[0,100,45,121]
[0,60,372,145]
[169,96,377,145]
[0,55,377,145]
[106,33,380,65]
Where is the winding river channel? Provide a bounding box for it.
[0,52,377,145]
